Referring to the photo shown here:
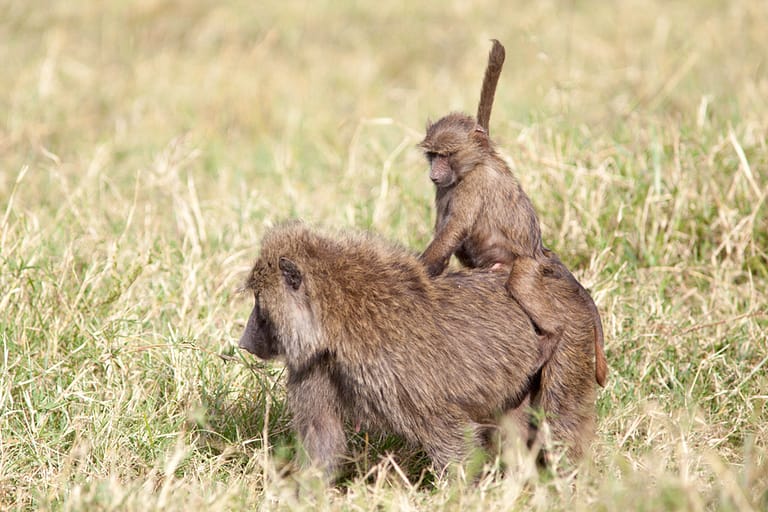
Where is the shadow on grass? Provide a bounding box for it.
[190,354,294,472]
[192,350,441,487]
[337,431,437,489]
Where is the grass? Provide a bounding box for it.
[1,0,766,509]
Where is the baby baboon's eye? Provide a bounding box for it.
[541,266,555,277]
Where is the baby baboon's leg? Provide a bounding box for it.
[505,262,559,334]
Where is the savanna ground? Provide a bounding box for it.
[1,1,767,510]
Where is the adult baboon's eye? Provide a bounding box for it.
[425,151,437,161]
[541,266,555,277]
[255,293,265,315]
[256,296,269,324]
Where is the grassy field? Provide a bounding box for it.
[1,0,767,509]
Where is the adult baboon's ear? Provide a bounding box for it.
[278,257,302,290]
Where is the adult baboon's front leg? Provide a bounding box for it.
[287,366,346,477]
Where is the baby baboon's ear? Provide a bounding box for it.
[471,123,490,146]
[279,257,302,290]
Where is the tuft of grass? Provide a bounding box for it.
[1,0,766,509]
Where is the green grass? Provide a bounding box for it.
[1,0,767,509]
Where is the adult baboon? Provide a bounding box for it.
[239,223,596,475]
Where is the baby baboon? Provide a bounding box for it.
[418,40,607,387]
[506,253,602,458]
[239,223,566,476]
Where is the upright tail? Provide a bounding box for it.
[476,39,506,134]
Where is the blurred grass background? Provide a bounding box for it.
[1,0,766,509]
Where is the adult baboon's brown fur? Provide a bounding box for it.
[418,40,607,387]
[238,223,596,475]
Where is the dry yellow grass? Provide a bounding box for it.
[1,1,766,510]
